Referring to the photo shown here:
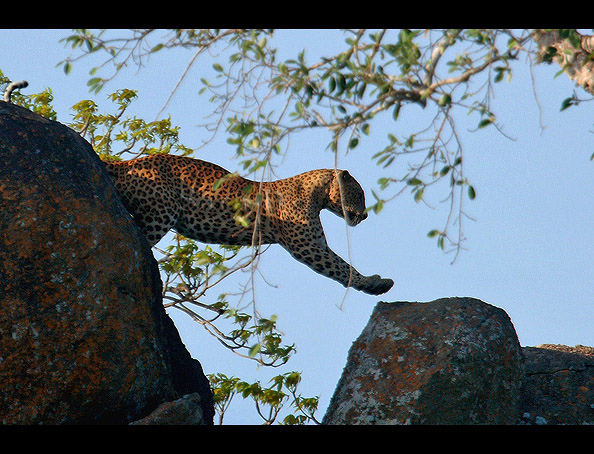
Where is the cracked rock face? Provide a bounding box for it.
[323,298,524,424]
[520,344,594,425]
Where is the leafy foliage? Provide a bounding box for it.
[160,236,295,367]
[59,29,549,259]
[1,70,57,120]
[209,371,319,425]
[69,88,194,160]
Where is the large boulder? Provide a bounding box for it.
[520,344,594,425]
[323,297,524,424]
[0,102,213,424]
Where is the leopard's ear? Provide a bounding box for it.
[335,169,352,184]
[342,170,355,181]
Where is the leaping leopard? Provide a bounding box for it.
[104,154,394,295]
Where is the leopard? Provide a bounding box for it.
[104,154,394,295]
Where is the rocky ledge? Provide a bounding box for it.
[324,298,594,425]
[0,101,214,424]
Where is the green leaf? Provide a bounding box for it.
[427,229,440,238]
[63,61,71,75]
[249,343,261,357]
[213,63,224,72]
[212,178,224,191]
[404,134,415,147]
[494,66,506,83]
[349,138,359,149]
[478,116,494,128]
[468,185,476,200]
[560,96,575,111]
[328,77,336,93]
[373,200,384,214]
[87,77,102,87]
[235,214,250,228]
[554,63,571,79]
[336,73,346,92]
[377,177,391,189]
[356,82,367,99]
[438,93,451,106]
[392,103,401,121]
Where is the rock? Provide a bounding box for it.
[520,344,594,425]
[130,393,205,425]
[0,102,214,424]
[323,297,524,424]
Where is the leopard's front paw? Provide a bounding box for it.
[360,274,394,295]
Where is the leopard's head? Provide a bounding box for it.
[327,170,368,226]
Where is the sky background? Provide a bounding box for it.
[1,29,593,424]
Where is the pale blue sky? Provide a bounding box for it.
[2,29,593,424]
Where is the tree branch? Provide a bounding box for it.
[533,29,594,96]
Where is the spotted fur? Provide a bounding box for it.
[104,154,393,295]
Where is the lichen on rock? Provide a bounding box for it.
[0,102,213,424]
[323,297,524,424]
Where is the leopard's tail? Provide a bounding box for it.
[3,80,28,103]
